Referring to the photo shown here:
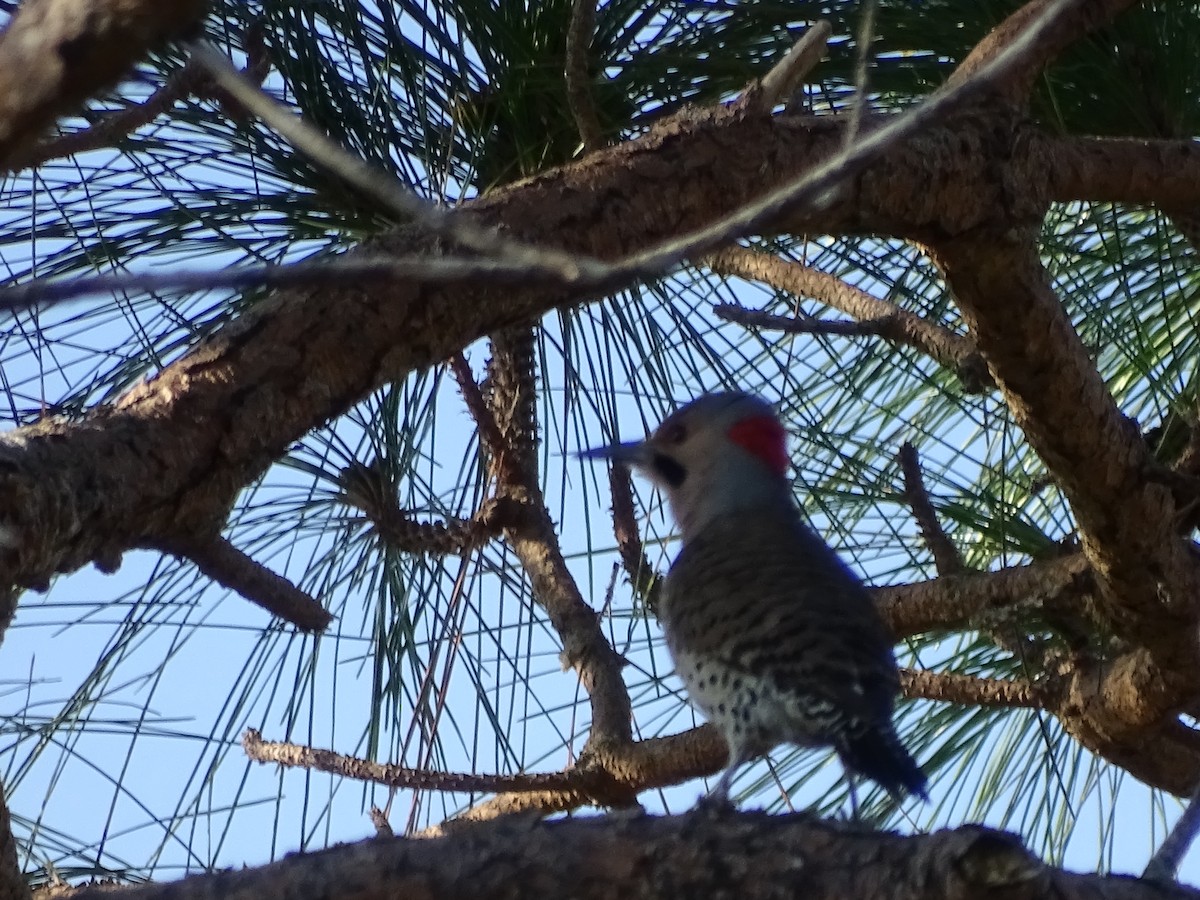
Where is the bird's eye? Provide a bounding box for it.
[659,421,687,444]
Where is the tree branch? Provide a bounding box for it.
[163,535,332,633]
[948,0,1140,104]
[0,0,208,170]
[64,812,1195,900]
[564,0,603,152]
[898,442,966,576]
[705,246,993,392]
[0,779,27,900]
[934,235,1200,674]
[873,554,1092,640]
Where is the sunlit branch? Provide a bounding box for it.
[242,730,577,795]
[743,21,832,113]
[900,668,1043,709]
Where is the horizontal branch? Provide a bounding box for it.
[243,729,577,795]
[900,669,1043,709]
[873,554,1091,640]
[66,811,1192,900]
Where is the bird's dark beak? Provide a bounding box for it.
[578,440,652,468]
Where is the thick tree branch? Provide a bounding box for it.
[0,0,207,170]
[873,554,1092,640]
[64,812,1195,900]
[934,235,1200,666]
[1047,136,1200,207]
[948,0,1140,104]
[704,246,993,392]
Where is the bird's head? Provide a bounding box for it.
[583,392,792,538]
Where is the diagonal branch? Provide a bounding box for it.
[0,0,207,171]
[161,535,332,633]
[897,442,964,576]
[705,246,993,392]
[947,0,1140,104]
[933,237,1200,664]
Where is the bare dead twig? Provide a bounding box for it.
[714,304,894,338]
[186,41,613,284]
[243,729,579,795]
[898,442,964,576]
[565,0,604,152]
[706,247,994,392]
[845,0,879,148]
[165,535,332,633]
[742,21,832,113]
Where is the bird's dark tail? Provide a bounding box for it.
[838,729,928,802]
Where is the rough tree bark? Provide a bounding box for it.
[4,0,1200,894]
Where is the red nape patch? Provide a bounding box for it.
[727,414,789,476]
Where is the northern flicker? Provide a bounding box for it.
[585,391,927,807]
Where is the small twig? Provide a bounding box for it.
[165,535,332,632]
[449,353,512,471]
[706,247,994,392]
[899,668,1043,709]
[898,442,964,576]
[243,729,577,794]
[368,807,394,839]
[713,303,894,338]
[1145,781,1200,882]
[844,0,879,148]
[565,0,604,151]
[608,465,661,613]
[744,21,833,113]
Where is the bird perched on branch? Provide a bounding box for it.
[584,391,926,810]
